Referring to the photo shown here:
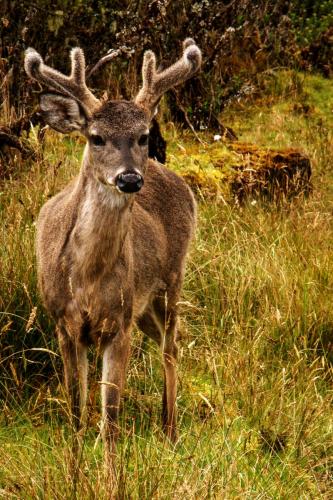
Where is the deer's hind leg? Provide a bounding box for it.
[138,297,179,443]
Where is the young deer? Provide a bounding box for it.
[24,40,201,462]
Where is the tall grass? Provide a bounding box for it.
[0,72,332,498]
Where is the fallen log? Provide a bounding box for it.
[229,143,312,204]
[0,112,43,179]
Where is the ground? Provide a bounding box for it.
[0,70,332,498]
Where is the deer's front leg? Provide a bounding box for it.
[101,330,131,469]
[57,326,88,432]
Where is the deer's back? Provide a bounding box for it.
[134,159,196,274]
[132,160,196,309]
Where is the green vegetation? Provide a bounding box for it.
[291,0,333,45]
[0,72,333,498]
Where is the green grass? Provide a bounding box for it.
[0,72,333,498]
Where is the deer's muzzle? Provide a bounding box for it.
[116,171,144,193]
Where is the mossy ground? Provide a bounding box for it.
[0,71,333,498]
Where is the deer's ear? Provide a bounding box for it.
[39,93,88,133]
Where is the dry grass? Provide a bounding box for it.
[0,71,333,498]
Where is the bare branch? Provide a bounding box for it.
[86,46,134,80]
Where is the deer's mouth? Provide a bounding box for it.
[96,175,115,189]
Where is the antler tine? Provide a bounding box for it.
[70,48,87,87]
[135,39,202,114]
[24,47,100,114]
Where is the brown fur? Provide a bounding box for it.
[25,41,201,470]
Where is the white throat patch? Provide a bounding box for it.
[96,181,130,210]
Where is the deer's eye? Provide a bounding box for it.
[90,134,105,146]
[138,134,149,146]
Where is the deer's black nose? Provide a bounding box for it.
[116,171,144,193]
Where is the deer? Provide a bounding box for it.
[24,39,201,470]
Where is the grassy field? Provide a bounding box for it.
[0,71,333,498]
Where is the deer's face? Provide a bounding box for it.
[27,40,201,196]
[38,94,150,195]
[86,101,149,193]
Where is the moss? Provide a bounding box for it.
[167,139,311,203]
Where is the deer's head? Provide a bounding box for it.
[25,40,201,194]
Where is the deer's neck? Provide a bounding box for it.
[72,173,132,280]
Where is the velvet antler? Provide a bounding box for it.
[24,47,100,115]
[135,38,202,116]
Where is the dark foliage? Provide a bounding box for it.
[148,118,167,164]
[1,1,332,133]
